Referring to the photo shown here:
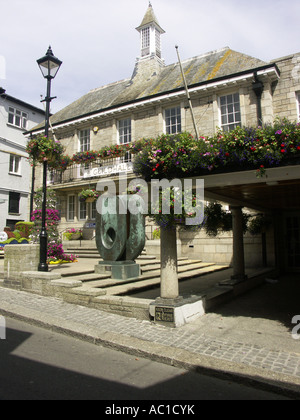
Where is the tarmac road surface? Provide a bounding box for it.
[0,318,290,401]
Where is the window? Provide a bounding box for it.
[68,195,75,221]
[118,119,131,144]
[79,129,90,152]
[219,93,241,131]
[9,155,21,174]
[79,200,87,220]
[165,107,181,134]
[91,201,97,220]
[142,27,150,49]
[8,192,20,214]
[8,107,28,129]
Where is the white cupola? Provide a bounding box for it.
[136,2,165,63]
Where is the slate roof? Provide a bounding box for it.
[31,47,271,131]
[136,2,165,33]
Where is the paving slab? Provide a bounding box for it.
[0,280,299,399]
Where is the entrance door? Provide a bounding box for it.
[286,214,300,271]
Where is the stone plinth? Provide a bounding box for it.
[95,261,141,280]
[149,295,206,328]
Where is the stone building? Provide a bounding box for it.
[28,4,300,273]
[0,88,45,231]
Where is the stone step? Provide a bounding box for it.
[61,269,96,278]
[80,264,203,289]
[141,259,203,273]
[69,273,111,282]
[67,249,158,261]
[104,264,229,296]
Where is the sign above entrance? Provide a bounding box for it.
[83,162,133,178]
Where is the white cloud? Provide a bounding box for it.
[0,0,299,113]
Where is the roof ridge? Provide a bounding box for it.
[171,47,231,67]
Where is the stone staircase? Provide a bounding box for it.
[62,246,229,297]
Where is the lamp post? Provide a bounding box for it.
[37,46,62,272]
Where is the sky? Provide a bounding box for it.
[0,0,299,114]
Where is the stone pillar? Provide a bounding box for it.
[230,206,247,281]
[160,228,179,300]
[150,227,205,328]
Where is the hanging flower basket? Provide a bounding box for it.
[26,135,65,168]
[78,189,99,202]
[59,155,72,171]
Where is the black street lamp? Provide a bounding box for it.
[37,46,62,272]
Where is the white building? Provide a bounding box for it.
[0,88,45,230]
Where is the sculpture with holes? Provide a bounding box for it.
[95,194,145,280]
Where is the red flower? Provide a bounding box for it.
[281,149,286,153]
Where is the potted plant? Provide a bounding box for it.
[63,228,83,241]
[78,189,99,203]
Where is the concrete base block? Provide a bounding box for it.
[95,261,141,280]
[149,295,206,328]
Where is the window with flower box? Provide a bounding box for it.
[165,106,181,135]
[8,107,28,129]
[219,93,241,132]
[79,129,90,152]
[118,118,131,144]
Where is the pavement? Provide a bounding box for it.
[0,256,300,399]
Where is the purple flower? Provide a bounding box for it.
[276,130,282,135]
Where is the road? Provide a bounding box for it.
[0,317,290,401]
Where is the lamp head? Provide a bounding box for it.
[37,46,62,79]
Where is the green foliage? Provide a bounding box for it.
[248,214,272,235]
[152,228,160,240]
[15,222,34,239]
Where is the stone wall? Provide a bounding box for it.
[4,244,39,286]
[145,227,276,269]
[272,53,300,121]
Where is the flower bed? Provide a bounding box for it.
[47,242,77,264]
